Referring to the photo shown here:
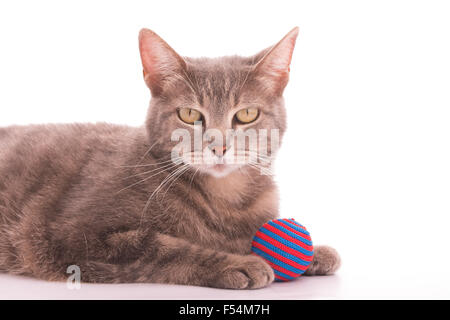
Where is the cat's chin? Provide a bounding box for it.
[198,164,240,179]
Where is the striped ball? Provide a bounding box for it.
[251,218,314,282]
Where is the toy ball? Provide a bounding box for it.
[251,218,314,282]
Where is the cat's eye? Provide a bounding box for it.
[235,108,259,124]
[178,108,203,124]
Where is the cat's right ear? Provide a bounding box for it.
[139,29,187,96]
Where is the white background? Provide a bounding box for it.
[1,0,450,299]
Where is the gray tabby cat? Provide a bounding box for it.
[0,27,340,289]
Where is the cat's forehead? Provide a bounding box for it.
[185,55,255,73]
[184,56,256,113]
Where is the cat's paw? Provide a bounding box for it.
[304,245,341,276]
[214,255,274,289]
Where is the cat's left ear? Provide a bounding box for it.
[253,27,299,94]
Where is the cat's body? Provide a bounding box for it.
[0,28,340,289]
[0,123,277,287]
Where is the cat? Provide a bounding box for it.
[0,27,340,289]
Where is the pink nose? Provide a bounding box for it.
[211,145,227,156]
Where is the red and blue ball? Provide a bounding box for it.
[251,218,314,282]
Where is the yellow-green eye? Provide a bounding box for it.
[235,108,259,124]
[178,108,203,124]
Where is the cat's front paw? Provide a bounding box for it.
[214,255,274,289]
[304,245,341,276]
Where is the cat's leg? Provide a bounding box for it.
[304,245,341,276]
[80,233,274,289]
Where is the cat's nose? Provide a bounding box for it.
[210,145,227,157]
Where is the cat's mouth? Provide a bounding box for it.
[211,164,226,172]
[204,163,238,178]
[178,150,272,177]
[189,161,241,178]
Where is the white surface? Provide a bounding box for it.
[0,274,340,300]
[1,0,450,299]
[1,268,449,299]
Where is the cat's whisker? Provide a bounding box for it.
[139,165,189,226]
[121,159,183,180]
[154,165,190,201]
[243,152,274,165]
[155,167,190,219]
[239,167,254,182]
[180,70,201,104]
[138,164,190,226]
[246,162,274,176]
[189,167,200,192]
[135,140,159,166]
[244,150,273,160]
[161,166,191,201]
[238,57,256,96]
[115,162,184,194]
[232,152,273,167]
[117,157,175,168]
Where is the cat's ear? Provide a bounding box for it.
[253,27,299,94]
[139,29,187,96]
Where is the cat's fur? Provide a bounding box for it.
[0,28,340,289]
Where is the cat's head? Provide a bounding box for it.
[139,28,298,178]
